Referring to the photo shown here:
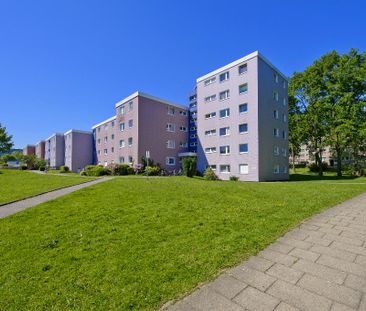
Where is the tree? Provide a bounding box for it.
[0,123,13,153]
[182,157,196,177]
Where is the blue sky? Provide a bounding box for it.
[1,0,365,148]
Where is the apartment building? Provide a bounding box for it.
[45,133,65,168]
[93,92,189,171]
[188,90,198,153]
[64,130,93,172]
[196,51,289,181]
[35,140,45,159]
[23,145,35,156]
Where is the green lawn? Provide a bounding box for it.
[0,169,95,205]
[290,167,366,183]
[0,176,365,310]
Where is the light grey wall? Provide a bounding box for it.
[65,132,93,172]
[94,118,117,165]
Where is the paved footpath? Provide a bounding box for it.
[0,178,111,219]
[166,192,366,311]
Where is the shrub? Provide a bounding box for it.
[80,170,87,176]
[20,165,28,170]
[60,166,70,173]
[230,176,239,181]
[39,166,46,171]
[144,166,161,176]
[114,164,134,176]
[182,157,197,177]
[83,165,111,176]
[203,167,219,180]
[308,162,328,172]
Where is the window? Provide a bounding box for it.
[274,128,280,137]
[120,122,125,131]
[119,156,125,164]
[205,94,216,102]
[120,105,125,115]
[190,142,197,147]
[273,91,279,101]
[204,76,216,86]
[104,136,108,143]
[239,143,248,153]
[283,166,288,174]
[283,80,286,89]
[167,107,175,115]
[128,156,133,164]
[98,127,101,132]
[274,110,279,119]
[191,126,197,131]
[180,142,188,148]
[190,133,197,138]
[274,72,279,83]
[97,150,101,155]
[274,146,280,156]
[239,123,248,134]
[205,129,216,136]
[219,108,230,118]
[119,140,125,148]
[166,157,176,166]
[179,110,187,116]
[282,130,287,139]
[180,126,187,132]
[104,124,108,130]
[97,138,101,144]
[239,63,248,74]
[128,137,133,146]
[111,121,115,128]
[283,98,287,106]
[282,114,287,123]
[205,147,216,154]
[219,145,230,155]
[205,112,216,119]
[166,140,176,149]
[219,71,229,82]
[166,123,176,132]
[128,119,133,128]
[220,165,230,173]
[111,147,114,153]
[282,148,287,157]
[209,165,217,171]
[219,90,230,100]
[273,165,280,174]
[239,83,248,94]
[111,134,114,140]
[219,127,230,136]
[239,164,249,174]
[239,103,248,114]
[104,149,108,155]
[128,101,133,111]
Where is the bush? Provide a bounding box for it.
[113,164,134,176]
[144,166,161,176]
[343,164,365,176]
[60,166,70,173]
[39,166,46,171]
[20,165,28,170]
[80,170,87,176]
[203,167,219,181]
[83,165,111,176]
[308,162,329,172]
[182,157,197,178]
[230,176,239,181]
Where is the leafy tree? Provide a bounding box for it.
[182,157,196,177]
[0,123,13,153]
[23,154,37,169]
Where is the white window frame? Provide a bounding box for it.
[239,83,248,94]
[239,143,248,154]
[219,108,230,119]
[219,164,230,173]
[219,145,230,155]
[238,63,248,75]
[219,90,230,101]
[204,76,216,86]
[128,101,133,111]
[219,71,229,82]
[205,129,216,136]
[274,146,280,156]
[273,164,280,174]
[204,147,216,154]
[128,119,133,128]
[120,122,125,132]
[205,94,217,102]
[167,107,175,115]
[273,91,279,102]
[239,123,248,134]
[119,140,125,148]
[180,126,188,132]
[166,157,176,166]
[166,140,176,149]
[120,105,125,115]
[239,103,248,114]
[128,137,133,147]
[166,123,176,132]
[239,164,249,175]
[274,110,279,119]
[219,127,230,137]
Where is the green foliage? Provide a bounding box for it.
[182,157,197,177]
[20,165,28,170]
[59,166,70,173]
[36,159,47,170]
[83,165,111,176]
[144,166,161,176]
[113,164,134,176]
[0,123,13,153]
[203,167,219,180]
[308,162,329,173]
[229,176,239,181]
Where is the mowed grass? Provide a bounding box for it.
[290,167,366,183]
[0,177,365,310]
[0,169,95,205]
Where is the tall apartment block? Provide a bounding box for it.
[45,133,65,169]
[93,92,189,171]
[188,89,198,153]
[196,51,289,181]
[23,145,36,156]
[64,130,93,172]
[35,141,45,159]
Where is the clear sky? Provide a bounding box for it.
[1,0,365,148]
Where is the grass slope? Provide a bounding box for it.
[0,170,95,205]
[0,177,365,310]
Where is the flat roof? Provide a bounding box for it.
[196,51,288,83]
[64,129,92,135]
[45,133,64,141]
[91,116,117,129]
[115,91,188,110]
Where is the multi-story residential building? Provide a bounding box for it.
[23,145,36,156]
[45,133,65,169]
[196,51,289,181]
[188,89,198,153]
[64,130,93,172]
[35,140,45,159]
[93,91,189,171]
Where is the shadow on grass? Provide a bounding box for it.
[289,174,358,182]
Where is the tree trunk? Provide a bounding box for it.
[336,148,342,177]
[315,152,323,176]
[291,147,296,173]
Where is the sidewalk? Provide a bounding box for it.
[0,178,111,219]
[166,192,366,311]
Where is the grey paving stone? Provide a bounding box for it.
[355,255,366,266]
[310,245,357,262]
[340,230,366,242]
[300,228,326,239]
[167,300,199,311]
[300,224,320,231]
[360,294,366,311]
[332,241,366,256]
[317,254,366,277]
[297,274,362,309]
[209,274,247,299]
[268,242,295,254]
[324,233,364,246]
[330,302,355,311]
[277,237,312,250]
[289,248,320,262]
[228,265,276,292]
[283,229,309,241]
[267,280,332,311]
[187,286,244,311]
[241,256,274,272]
[318,227,342,236]
[305,221,334,229]
[266,263,303,284]
[344,274,366,293]
[258,249,298,267]
[274,302,299,311]
[291,259,347,284]
[233,286,280,311]
[305,236,333,246]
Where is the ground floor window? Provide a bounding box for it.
[166,157,176,166]
[219,165,230,173]
[239,164,249,174]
